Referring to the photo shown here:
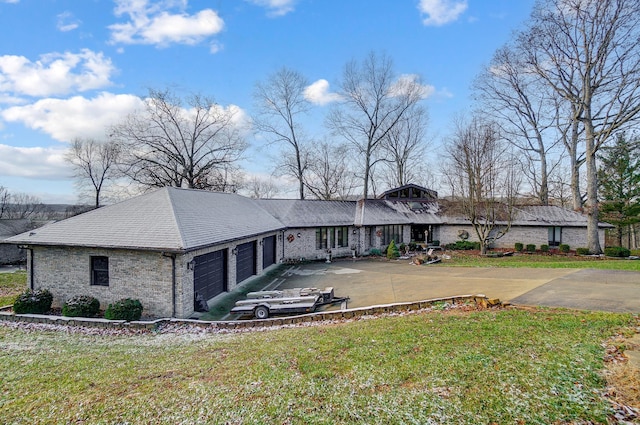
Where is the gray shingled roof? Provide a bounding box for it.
[254,199,356,227]
[514,205,612,227]
[0,220,33,239]
[355,200,413,226]
[5,188,285,252]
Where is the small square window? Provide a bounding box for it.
[91,256,109,286]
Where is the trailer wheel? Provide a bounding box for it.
[254,305,269,319]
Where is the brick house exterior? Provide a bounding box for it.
[4,184,609,319]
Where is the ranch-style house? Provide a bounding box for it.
[4,184,609,319]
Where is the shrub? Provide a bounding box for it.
[445,240,481,250]
[13,288,53,314]
[399,243,407,253]
[369,248,382,256]
[576,247,590,255]
[604,246,630,258]
[408,242,417,251]
[514,242,523,252]
[559,244,570,253]
[526,244,536,252]
[431,240,440,247]
[104,298,143,321]
[62,295,100,318]
[387,240,400,259]
[540,244,549,253]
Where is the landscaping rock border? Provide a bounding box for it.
[0,294,498,332]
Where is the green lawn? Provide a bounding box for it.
[0,271,26,307]
[444,252,640,270]
[0,308,634,424]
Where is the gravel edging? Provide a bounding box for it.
[0,294,500,335]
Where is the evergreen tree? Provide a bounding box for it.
[597,132,640,247]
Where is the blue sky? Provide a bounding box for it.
[0,0,535,203]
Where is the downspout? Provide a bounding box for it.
[162,252,177,318]
[170,254,176,318]
[281,230,286,262]
[18,246,33,289]
[28,247,34,290]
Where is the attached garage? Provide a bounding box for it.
[262,235,276,269]
[236,241,257,284]
[194,249,227,301]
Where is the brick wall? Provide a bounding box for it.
[438,224,603,250]
[281,227,357,261]
[30,246,175,318]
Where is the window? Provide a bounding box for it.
[381,225,403,245]
[548,227,562,247]
[316,228,328,250]
[316,227,349,249]
[336,226,349,248]
[91,256,109,286]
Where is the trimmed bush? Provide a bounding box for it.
[13,288,53,314]
[514,242,523,252]
[104,298,143,321]
[369,248,383,256]
[62,295,100,318]
[387,240,400,259]
[526,244,536,252]
[576,247,590,255]
[431,240,440,247]
[604,246,630,258]
[445,240,481,250]
[559,244,570,253]
[540,244,549,253]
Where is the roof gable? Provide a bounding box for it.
[6,188,285,251]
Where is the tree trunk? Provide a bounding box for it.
[584,119,602,254]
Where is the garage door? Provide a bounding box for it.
[194,250,227,301]
[262,235,276,269]
[236,241,256,284]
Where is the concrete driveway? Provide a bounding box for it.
[272,259,640,313]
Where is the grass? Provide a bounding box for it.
[0,271,27,307]
[443,251,640,270]
[0,308,636,424]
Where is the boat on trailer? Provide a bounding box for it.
[230,287,348,319]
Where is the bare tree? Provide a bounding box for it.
[0,186,9,218]
[5,193,44,219]
[246,176,281,199]
[327,52,426,199]
[443,117,521,255]
[379,105,430,188]
[520,0,640,253]
[304,141,359,200]
[66,138,121,208]
[112,88,247,191]
[253,68,310,199]
[474,44,563,205]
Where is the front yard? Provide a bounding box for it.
[0,306,637,424]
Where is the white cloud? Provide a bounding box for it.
[418,0,468,26]
[246,0,296,17]
[304,79,342,106]
[0,144,70,180]
[57,11,81,32]
[1,92,144,142]
[109,0,224,47]
[0,0,20,3]
[0,49,115,98]
[389,74,436,99]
